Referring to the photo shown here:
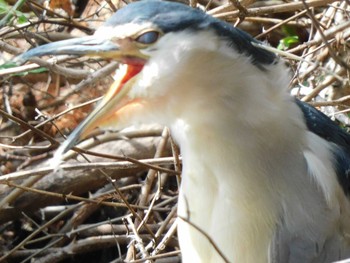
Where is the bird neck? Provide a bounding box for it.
[173,105,306,262]
[170,63,308,263]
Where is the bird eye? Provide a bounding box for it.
[135,31,160,45]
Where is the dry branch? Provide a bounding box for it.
[0,0,349,262]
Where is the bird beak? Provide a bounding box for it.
[55,63,145,158]
[15,35,147,160]
[14,35,122,64]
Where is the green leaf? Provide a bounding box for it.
[0,0,29,27]
[0,61,18,69]
[17,13,28,23]
[0,0,10,14]
[277,36,299,50]
[0,61,48,76]
[281,25,297,37]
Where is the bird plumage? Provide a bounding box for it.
[16,1,350,262]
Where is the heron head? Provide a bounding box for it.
[15,0,276,158]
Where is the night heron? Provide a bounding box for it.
[16,1,350,262]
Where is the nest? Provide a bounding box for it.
[0,0,349,262]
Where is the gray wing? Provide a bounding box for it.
[296,99,350,197]
[270,100,350,263]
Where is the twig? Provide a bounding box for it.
[177,216,230,263]
[137,128,170,221]
[0,157,180,183]
[211,0,337,18]
[3,181,168,211]
[126,216,150,260]
[255,10,308,39]
[0,205,76,262]
[301,0,350,71]
[151,216,178,256]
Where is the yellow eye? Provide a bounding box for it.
[135,31,160,45]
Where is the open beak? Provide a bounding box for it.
[54,62,145,161]
[15,35,147,162]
